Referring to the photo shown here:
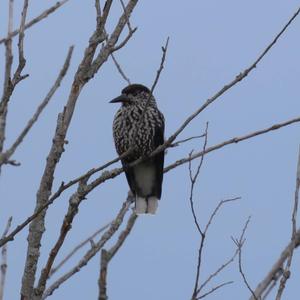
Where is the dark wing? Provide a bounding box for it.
[152,111,165,199]
[121,160,137,196]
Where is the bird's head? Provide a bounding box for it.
[109,84,155,107]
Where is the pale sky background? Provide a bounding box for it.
[0,1,300,299]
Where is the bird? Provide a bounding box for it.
[110,83,165,214]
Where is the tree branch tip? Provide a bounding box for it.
[164,36,170,47]
[21,74,29,80]
[7,159,21,166]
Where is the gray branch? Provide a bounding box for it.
[0,218,12,300]
[0,0,70,45]
[249,228,300,300]
[0,46,74,167]
[20,1,138,299]
[42,195,134,299]
[98,212,137,300]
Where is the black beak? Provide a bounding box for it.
[109,94,130,103]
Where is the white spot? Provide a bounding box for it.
[147,196,158,214]
[135,196,147,214]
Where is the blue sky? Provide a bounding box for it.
[0,1,300,299]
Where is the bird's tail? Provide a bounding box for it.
[135,196,158,215]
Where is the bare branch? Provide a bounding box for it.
[11,0,29,86]
[0,0,30,162]
[86,0,138,81]
[0,217,12,300]
[165,116,300,173]
[98,249,108,300]
[42,194,134,299]
[0,115,299,250]
[21,1,139,298]
[49,222,110,278]
[249,228,300,300]
[197,281,233,299]
[0,1,70,45]
[110,0,137,52]
[232,217,257,299]
[275,147,300,300]
[95,0,101,19]
[35,178,89,298]
[169,134,206,148]
[189,129,240,300]
[0,0,14,154]
[190,124,209,299]
[0,46,74,167]
[151,6,300,157]
[112,27,137,52]
[110,53,131,85]
[193,197,240,299]
[119,0,133,32]
[204,198,241,236]
[189,123,209,236]
[98,212,137,300]
[150,37,169,94]
[198,249,238,294]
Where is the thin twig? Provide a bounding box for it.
[151,6,300,159]
[11,0,29,86]
[232,217,257,299]
[112,27,137,52]
[197,281,233,299]
[42,194,134,299]
[150,37,169,94]
[189,124,209,300]
[205,198,241,236]
[98,212,137,300]
[100,1,132,86]
[0,217,12,300]
[0,1,70,45]
[110,0,137,53]
[194,214,250,299]
[165,116,300,173]
[110,53,131,85]
[119,0,133,32]
[0,46,74,166]
[275,147,300,300]
[198,249,239,294]
[194,197,240,298]
[49,222,110,278]
[189,123,209,235]
[169,134,206,148]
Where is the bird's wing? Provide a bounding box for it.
[121,160,137,196]
[152,111,165,199]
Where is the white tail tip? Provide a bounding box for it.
[135,196,159,215]
[147,196,158,214]
[135,197,147,214]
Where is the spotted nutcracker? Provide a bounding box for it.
[110,84,165,214]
